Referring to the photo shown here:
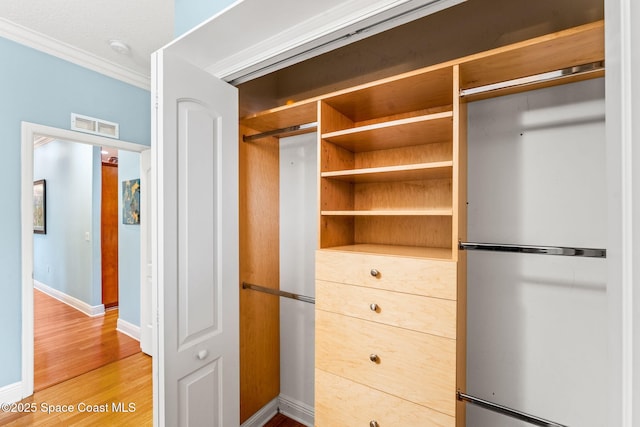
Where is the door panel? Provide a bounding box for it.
[101,162,119,308]
[153,49,239,426]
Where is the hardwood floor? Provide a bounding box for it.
[0,353,152,426]
[34,288,141,391]
[264,412,307,427]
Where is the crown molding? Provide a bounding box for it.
[0,17,150,90]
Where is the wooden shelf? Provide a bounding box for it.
[459,20,604,92]
[322,65,453,123]
[322,161,452,183]
[322,111,452,152]
[321,209,452,216]
[322,244,453,261]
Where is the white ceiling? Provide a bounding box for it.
[0,0,174,83]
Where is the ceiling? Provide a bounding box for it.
[0,0,174,82]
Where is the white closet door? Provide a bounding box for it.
[152,49,239,427]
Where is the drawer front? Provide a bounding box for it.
[315,369,455,427]
[316,250,457,300]
[316,310,456,416]
[316,280,457,339]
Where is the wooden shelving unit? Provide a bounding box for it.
[237,19,605,427]
[318,64,457,259]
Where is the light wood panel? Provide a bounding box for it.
[354,141,453,169]
[101,163,118,308]
[316,280,457,339]
[354,216,452,249]
[239,125,280,423]
[315,369,455,427]
[241,99,318,133]
[316,310,457,416]
[321,161,453,182]
[315,249,457,299]
[322,111,452,152]
[458,20,604,90]
[322,65,453,122]
[0,353,151,426]
[325,243,452,259]
[34,289,140,392]
[353,179,452,211]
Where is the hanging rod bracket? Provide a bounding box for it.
[457,392,568,427]
[459,241,606,258]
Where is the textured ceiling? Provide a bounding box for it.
[0,0,174,79]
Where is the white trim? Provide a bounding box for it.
[0,17,149,90]
[0,382,23,404]
[21,122,148,400]
[34,281,105,317]
[240,398,279,427]
[117,318,141,342]
[278,394,314,427]
[163,0,465,84]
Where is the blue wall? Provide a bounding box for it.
[33,141,95,304]
[118,151,141,327]
[0,35,150,388]
[174,0,236,36]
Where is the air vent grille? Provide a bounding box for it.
[71,113,119,139]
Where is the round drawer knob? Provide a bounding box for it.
[369,354,379,363]
[370,421,379,427]
[370,269,380,277]
[369,303,379,312]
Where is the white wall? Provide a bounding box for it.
[279,133,317,424]
[466,78,607,426]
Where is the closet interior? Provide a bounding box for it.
[236,1,605,426]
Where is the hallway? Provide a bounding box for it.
[34,288,140,391]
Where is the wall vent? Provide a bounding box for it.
[71,113,119,139]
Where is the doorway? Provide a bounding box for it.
[20,122,152,398]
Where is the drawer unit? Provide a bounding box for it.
[316,279,457,339]
[315,369,455,427]
[316,249,457,300]
[316,310,457,416]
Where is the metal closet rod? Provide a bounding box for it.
[457,392,568,427]
[243,122,318,142]
[459,60,604,97]
[459,241,606,258]
[241,282,315,304]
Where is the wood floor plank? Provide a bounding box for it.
[264,412,307,427]
[34,289,141,391]
[0,353,152,426]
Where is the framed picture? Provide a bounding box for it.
[33,179,46,234]
[122,178,140,225]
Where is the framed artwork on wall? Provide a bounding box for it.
[33,179,46,234]
[122,178,140,225]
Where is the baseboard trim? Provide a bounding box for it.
[240,397,279,427]
[116,318,141,342]
[34,280,105,317]
[0,381,23,404]
[278,394,314,427]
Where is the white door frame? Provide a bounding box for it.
[20,121,151,399]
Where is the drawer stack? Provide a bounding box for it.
[315,250,460,427]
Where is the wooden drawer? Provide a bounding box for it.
[316,250,457,300]
[315,369,455,427]
[316,310,456,416]
[316,280,457,339]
